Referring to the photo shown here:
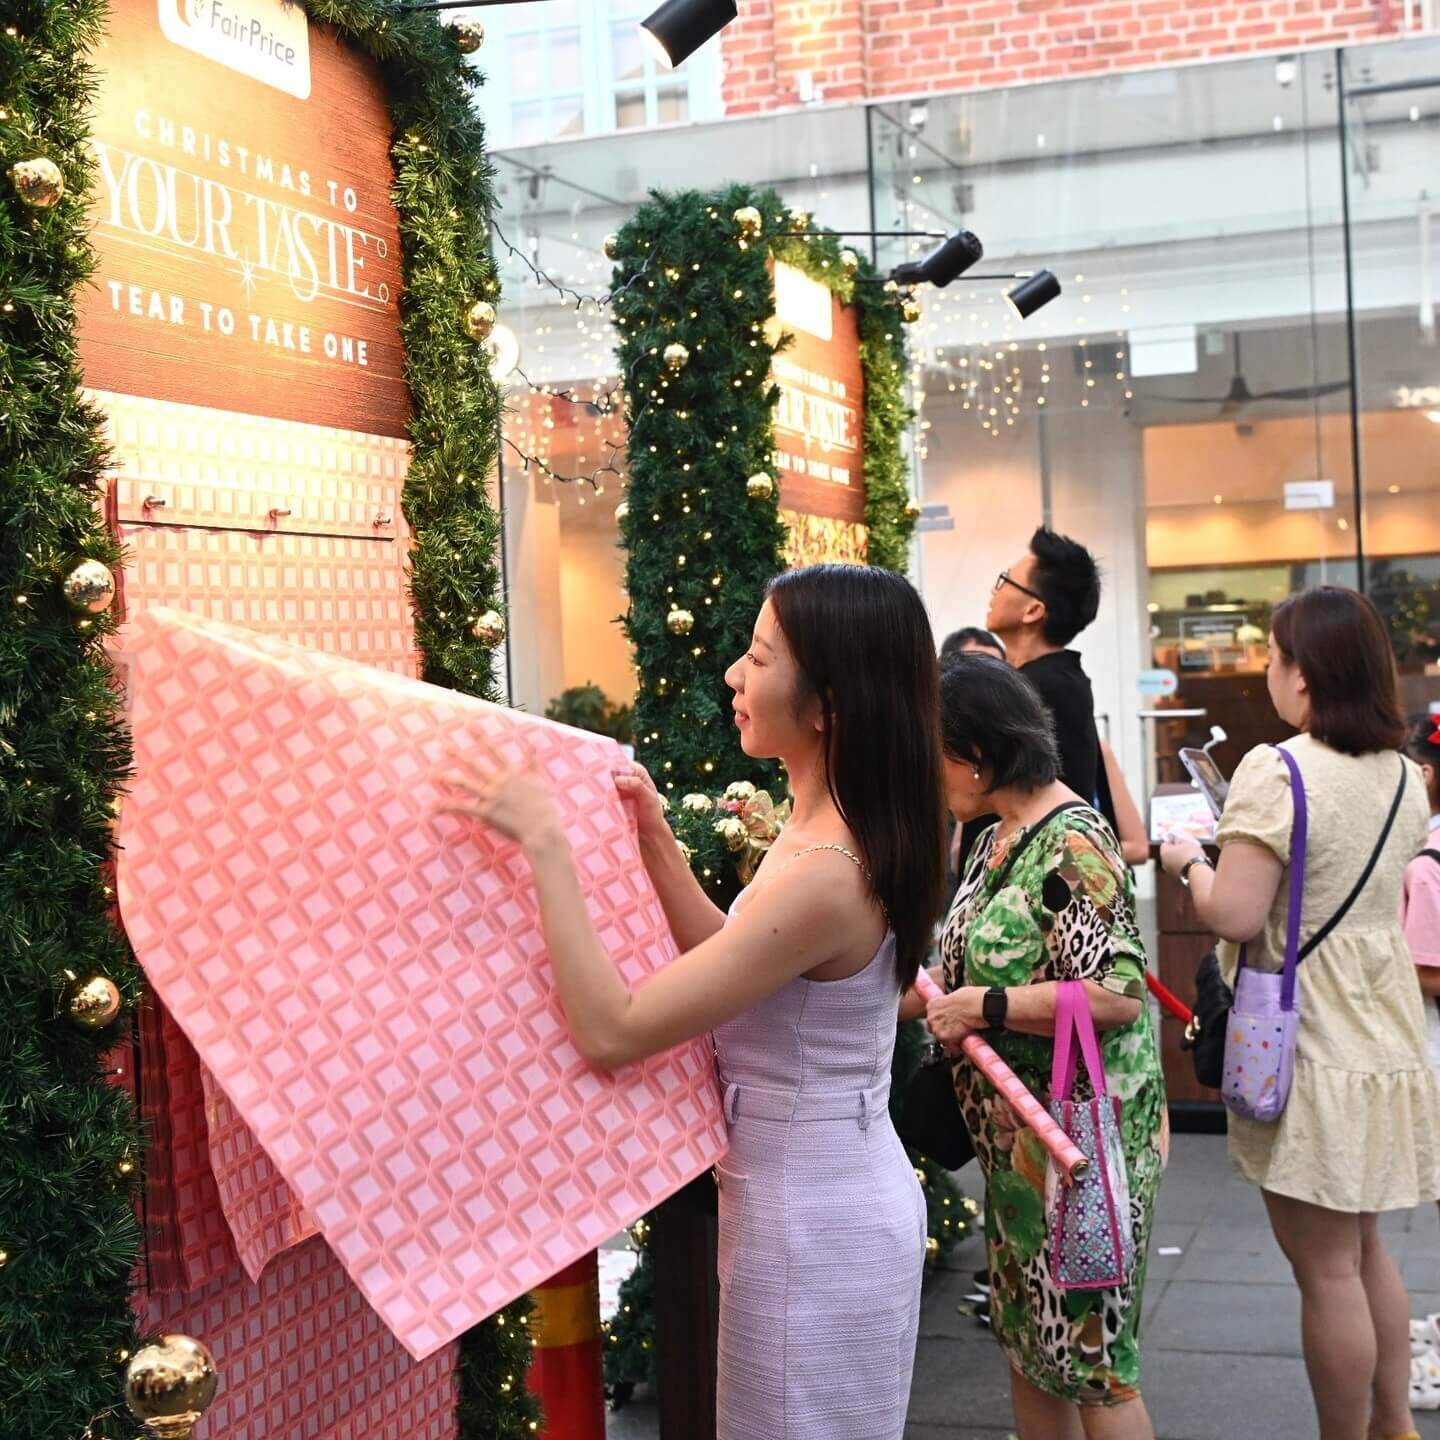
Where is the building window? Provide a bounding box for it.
[474,0,719,148]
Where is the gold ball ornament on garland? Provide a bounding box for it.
[663,342,690,373]
[463,299,496,342]
[732,205,763,240]
[11,156,64,209]
[125,1333,218,1439]
[900,294,922,324]
[602,232,621,260]
[745,472,774,500]
[629,1216,651,1247]
[925,1235,941,1263]
[840,248,860,273]
[666,607,695,636]
[914,1166,929,1188]
[789,208,810,233]
[614,500,629,524]
[903,498,923,521]
[446,18,484,52]
[65,974,123,1032]
[62,559,116,614]
[471,610,506,646]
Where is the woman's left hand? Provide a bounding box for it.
[925,986,985,1051]
[1158,836,1205,880]
[436,739,564,854]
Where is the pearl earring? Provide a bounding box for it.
[972,768,981,780]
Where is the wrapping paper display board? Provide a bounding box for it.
[117,608,727,1360]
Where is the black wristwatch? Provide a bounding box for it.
[982,987,1009,1030]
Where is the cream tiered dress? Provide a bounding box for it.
[1216,734,1440,1212]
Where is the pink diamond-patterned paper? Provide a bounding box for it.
[117,606,727,1360]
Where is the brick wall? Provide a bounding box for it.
[722,0,1425,114]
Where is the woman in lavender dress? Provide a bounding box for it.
[441,564,946,1439]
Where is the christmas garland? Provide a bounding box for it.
[0,2,528,1436]
[603,189,970,1402]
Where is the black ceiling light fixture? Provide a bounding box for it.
[1004,269,1062,319]
[641,0,738,67]
[889,229,984,288]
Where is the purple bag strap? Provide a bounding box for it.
[1049,979,1110,1100]
[1236,745,1307,1010]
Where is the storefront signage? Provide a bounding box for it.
[1393,385,1440,410]
[769,263,864,525]
[77,0,408,436]
[1283,479,1334,510]
[1137,667,1179,697]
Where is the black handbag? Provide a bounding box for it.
[1183,753,1408,1090]
[897,800,1085,1170]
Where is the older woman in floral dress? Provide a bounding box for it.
[923,655,1167,1440]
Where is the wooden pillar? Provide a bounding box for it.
[650,1175,719,1440]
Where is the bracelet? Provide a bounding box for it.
[1178,854,1213,888]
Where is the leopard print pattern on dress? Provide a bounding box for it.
[940,806,1167,1406]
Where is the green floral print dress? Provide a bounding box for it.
[940,807,1167,1406]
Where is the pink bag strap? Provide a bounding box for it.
[1049,979,1109,1101]
[1050,979,1077,1100]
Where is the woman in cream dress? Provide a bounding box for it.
[1162,587,1438,1440]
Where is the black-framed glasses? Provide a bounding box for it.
[994,570,1044,602]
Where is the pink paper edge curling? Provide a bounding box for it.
[116,608,728,1359]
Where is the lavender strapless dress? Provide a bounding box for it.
[713,888,926,1439]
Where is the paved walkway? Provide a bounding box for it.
[607,1132,1440,1440]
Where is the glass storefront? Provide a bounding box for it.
[482,37,1440,804]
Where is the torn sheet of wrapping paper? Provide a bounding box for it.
[116,608,727,1361]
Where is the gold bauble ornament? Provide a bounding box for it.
[914,1166,928,1188]
[840,248,860,273]
[471,609,505,646]
[65,974,123,1032]
[732,205,763,240]
[125,1333,218,1438]
[602,232,621,261]
[663,342,690,373]
[745,472,774,500]
[113,1346,133,1366]
[463,299,496,342]
[903,498,923,521]
[62,559,116,614]
[666,607,695,636]
[614,500,629,524]
[629,1217,651,1246]
[680,792,713,812]
[116,1155,137,1178]
[446,18,484,53]
[789,208,810,233]
[0,1249,7,1268]
[11,156,64,209]
[925,1235,941,1263]
[901,294,922,324]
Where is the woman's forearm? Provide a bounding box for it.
[638,829,728,952]
[1416,964,1440,999]
[526,828,636,1066]
[998,980,1141,1037]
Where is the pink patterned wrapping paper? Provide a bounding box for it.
[116,607,727,1360]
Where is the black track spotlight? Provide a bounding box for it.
[641,0,738,68]
[889,230,984,289]
[1005,269,1062,319]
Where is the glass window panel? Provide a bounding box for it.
[656,88,689,125]
[509,100,547,147]
[610,21,646,83]
[615,90,647,130]
[551,95,585,139]
[549,29,582,91]
[509,34,543,96]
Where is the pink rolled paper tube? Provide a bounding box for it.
[913,970,1088,1183]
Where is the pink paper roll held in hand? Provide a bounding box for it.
[914,971,1088,1184]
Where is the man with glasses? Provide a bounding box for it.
[983,526,1117,831]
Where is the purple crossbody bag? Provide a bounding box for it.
[1221,745,1406,1123]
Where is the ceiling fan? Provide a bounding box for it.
[1148,332,1351,417]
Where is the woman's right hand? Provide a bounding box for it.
[614,760,672,845]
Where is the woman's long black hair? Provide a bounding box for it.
[766,564,946,990]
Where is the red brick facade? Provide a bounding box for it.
[722,0,1429,114]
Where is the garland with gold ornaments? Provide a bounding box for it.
[0,2,527,1436]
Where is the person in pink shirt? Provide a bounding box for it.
[1402,714,1440,1072]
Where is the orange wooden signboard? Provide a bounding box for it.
[77,0,409,438]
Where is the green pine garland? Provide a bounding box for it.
[0,2,529,1435]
